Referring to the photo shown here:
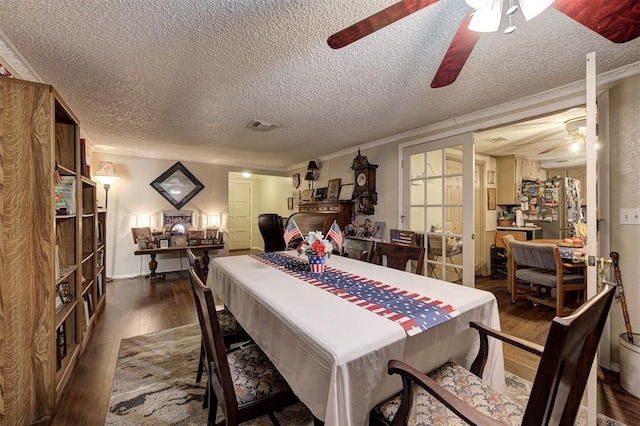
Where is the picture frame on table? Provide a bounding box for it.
[131,227,151,244]
[150,161,204,210]
[314,187,327,201]
[327,178,341,201]
[338,183,355,201]
[159,239,169,249]
[161,211,194,229]
[301,189,313,202]
[171,235,188,247]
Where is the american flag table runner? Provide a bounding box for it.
[251,253,459,336]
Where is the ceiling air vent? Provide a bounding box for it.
[246,119,279,131]
[488,136,511,144]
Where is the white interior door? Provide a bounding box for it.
[403,133,475,286]
[228,181,252,250]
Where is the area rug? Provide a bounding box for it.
[106,323,625,425]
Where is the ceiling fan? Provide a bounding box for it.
[327,0,640,88]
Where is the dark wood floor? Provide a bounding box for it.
[52,263,639,425]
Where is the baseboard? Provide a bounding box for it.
[609,362,620,373]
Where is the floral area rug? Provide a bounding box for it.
[106,323,625,425]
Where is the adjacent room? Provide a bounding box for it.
[1,1,639,425]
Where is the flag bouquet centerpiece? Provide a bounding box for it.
[297,231,334,273]
[284,220,343,273]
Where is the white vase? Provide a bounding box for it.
[619,333,640,398]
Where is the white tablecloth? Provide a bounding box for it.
[208,252,504,426]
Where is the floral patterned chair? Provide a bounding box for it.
[370,283,615,426]
[188,268,299,425]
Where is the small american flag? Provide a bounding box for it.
[390,229,413,247]
[283,220,301,246]
[328,220,343,250]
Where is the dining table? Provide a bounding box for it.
[207,251,505,425]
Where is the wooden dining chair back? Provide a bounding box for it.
[508,240,586,316]
[371,283,616,426]
[187,249,250,385]
[188,268,298,425]
[372,241,425,275]
[186,248,205,280]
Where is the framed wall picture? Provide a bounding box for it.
[488,188,497,210]
[150,161,204,210]
[338,183,355,201]
[327,178,341,201]
[287,197,294,210]
[293,190,301,206]
[161,211,194,228]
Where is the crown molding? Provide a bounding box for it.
[0,29,42,82]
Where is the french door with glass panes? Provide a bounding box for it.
[402,133,474,286]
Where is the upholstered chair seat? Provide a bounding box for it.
[227,343,292,405]
[373,361,523,426]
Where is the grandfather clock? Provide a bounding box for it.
[351,149,378,215]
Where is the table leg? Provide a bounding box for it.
[148,253,165,282]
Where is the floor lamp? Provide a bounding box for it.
[94,161,120,209]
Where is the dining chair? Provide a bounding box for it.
[341,237,375,262]
[186,249,251,385]
[372,241,425,275]
[426,234,463,281]
[257,213,287,252]
[370,283,615,426]
[188,268,299,425]
[505,240,586,316]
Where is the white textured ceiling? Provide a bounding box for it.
[1,1,639,170]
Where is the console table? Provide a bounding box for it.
[134,244,224,282]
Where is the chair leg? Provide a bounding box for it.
[267,412,281,426]
[196,338,205,383]
[202,380,209,409]
[207,381,218,426]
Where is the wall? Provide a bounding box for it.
[609,73,640,364]
[91,153,285,278]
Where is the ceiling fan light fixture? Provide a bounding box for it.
[518,0,555,21]
[504,25,517,34]
[468,0,503,32]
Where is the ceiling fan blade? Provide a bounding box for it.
[327,0,440,49]
[430,12,481,88]
[552,0,640,43]
[539,140,574,155]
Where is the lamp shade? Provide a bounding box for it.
[307,160,319,170]
[94,161,120,185]
[304,171,315,181]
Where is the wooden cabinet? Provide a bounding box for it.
[496,155,541,205]
[0,76,104,423]
[297,201,354,229]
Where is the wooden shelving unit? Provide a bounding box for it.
[0,76,105,424]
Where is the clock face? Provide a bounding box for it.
[357,172,367,187]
